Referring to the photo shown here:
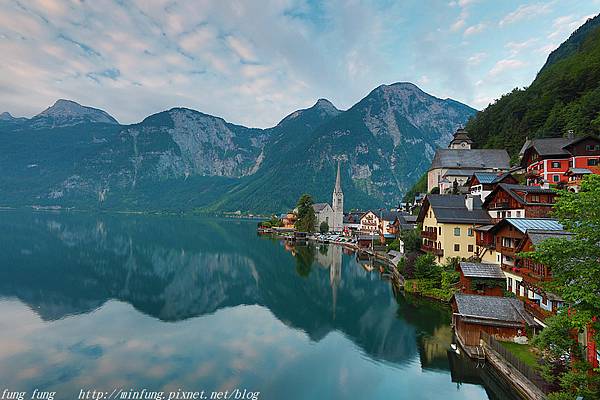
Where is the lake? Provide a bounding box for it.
[0,212,517,400]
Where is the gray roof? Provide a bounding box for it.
[566,168,592,175]
[444,169,482,177]
[526,229,573,246]
[459,262,505,279]
[313,203,330,212]
[420,195,491,224]
[474,224,495,232]
[472,171,512,184]
[520,137,572,157]
[430,149,510,170]
[453,293,537,327]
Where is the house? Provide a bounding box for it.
[474,224,498,264]
[343,211,363,235]
[359,210,380,233]
[511,229,572,324]
[451,293,538,347]
[282,212,297,229]
[357,234,379,249]
[417,194,491,264]
[487,218,563,286]
[519,134,600,186]
[565,167,593,193]
[483,183,557,222]
[458,262,505,296]
[427,129,510,192]
[390,214,417,235]
[467,172,518,202]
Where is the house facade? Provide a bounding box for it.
[467,172,518,202]
[520,135,600,186]
[417,195,491,264]
[483,183,557,222]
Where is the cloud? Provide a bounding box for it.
[505,39,538,56]
[488,58,526,77]
[548,14,595,40]
[464,23,485,36]
[499,3,552,27]
[467,52,486,66]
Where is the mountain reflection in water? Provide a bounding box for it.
[0,212,511,399]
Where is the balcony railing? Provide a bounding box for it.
[421,244,443,257]
[523,299,555,322]
[490,201,510,209]
[421,230,437,240]
[500,245,516,256]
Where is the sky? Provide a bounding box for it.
[0,0,598,128]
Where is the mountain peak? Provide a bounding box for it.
[34,99,118,127]
[0,111,15,121]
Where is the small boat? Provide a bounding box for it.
[362,263,374,272]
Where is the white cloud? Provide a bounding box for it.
[464,23,485,36]
[548,14,595,40]
[489,58,527,77]
[467,52,486,66]
[499,3,552,27]
[505,39,538,56]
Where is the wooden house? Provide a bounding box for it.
[451,293,538,347]
[482,183,557,222]
[467,171,518,201]
[458,262,505,296]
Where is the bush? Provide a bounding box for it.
[319,221,329,233]
[388,239,400,252]
[414,253,441,282]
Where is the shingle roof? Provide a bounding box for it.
[520,137,572,157]
[459,262,505,279]
[453,293,537,327]
[566,168,592,175]
[526,229,573,246]
[503,218,563,234]
[420,195,491,224]
[430,149,510,170]
[444,169,482,177]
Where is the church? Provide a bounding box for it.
[313,161,344,232]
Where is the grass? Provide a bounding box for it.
[500,341,538,368]
[403,278,456,302]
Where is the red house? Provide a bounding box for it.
[520,135,600,186]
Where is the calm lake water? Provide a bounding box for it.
[0,212,518,400]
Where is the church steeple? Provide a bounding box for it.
[331,159,344,232]
[334,160,342,193]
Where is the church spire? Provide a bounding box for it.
[334,160,342,193]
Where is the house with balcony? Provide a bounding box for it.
[359,210,380,234]
[519,134,600,186]
[417,195,491,264]
[467,172,517,202]
[482,183,557,222]
[511,229,572,325]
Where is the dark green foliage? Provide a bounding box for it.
[387,239,400,252]
[466,15,600,157]
[414,253,440,281]
[294,245,315,277]
[402,172,427,202]
[400,228,422,253]
[294,194,316,232]
[319,221,329,233]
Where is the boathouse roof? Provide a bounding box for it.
[453,294,537,327]
[459,262,505,279]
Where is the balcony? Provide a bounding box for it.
[421,244,443,257]
[523,299,555,322]
[421,230,437,240]
[500,246,516,257]
[490,201,510,210]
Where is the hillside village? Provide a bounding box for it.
[260,127,600,398]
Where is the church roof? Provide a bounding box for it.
[313,203,331,212]
[430,149,510,170]
[450,128,473,144]
[334,160,342,193]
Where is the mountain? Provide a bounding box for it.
[466,14,600,158]
[0,111,15,121]
[0,83,476,212]
[30,99,118,128]
[211,83,476,212]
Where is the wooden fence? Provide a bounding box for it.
[480,331,554,394]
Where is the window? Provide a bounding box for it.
[454,227,461,236]
[588,159,599,166]
[438,227,442,235]
[468,244,474,252]
[587,144,594,151]
[531,194,540,202]
[553,174,559,182]
[551,161,561,168]
[467,228,473,237]
[454,244,460,252]
[516,210,521,217]
[506,211,511,218]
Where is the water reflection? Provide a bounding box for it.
[0,211,506,399]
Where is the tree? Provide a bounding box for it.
[414,253,440,282]
[400,228,422,253]
[319,221,329,234]
[525,175,600,398]
[295,194,316,232]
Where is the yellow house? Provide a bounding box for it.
[417,194,492,264]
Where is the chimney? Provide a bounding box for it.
[465,195,474,211]
[567,130,575,139]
